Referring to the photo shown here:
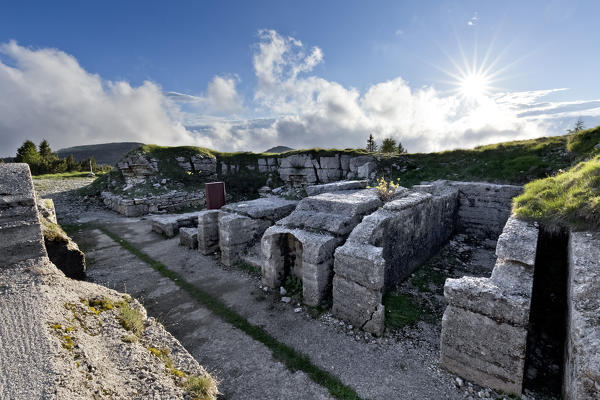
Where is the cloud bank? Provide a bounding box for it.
[1,32,599,157]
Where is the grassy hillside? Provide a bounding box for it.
[56,142,143,165]
[514,155,600,230]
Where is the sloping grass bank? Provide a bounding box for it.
[514,155,600,231]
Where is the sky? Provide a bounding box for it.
[1,0,600,156]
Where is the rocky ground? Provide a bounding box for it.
[33,177,549,400]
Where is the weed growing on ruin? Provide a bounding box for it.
[233,259,261,276]
[373,177,401,202]
[148,347,186,377]
[185,374,220,400]
[383,293,427,330]
[121,334,138,343]
[116,300,145,337]
[98,226,362,400]
[283,275,303,297]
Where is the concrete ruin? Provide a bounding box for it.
[261,182,383,306]
[196,197,298,267]
[440,218,600,398]
[440,216,538,395]
[330,180,521,335]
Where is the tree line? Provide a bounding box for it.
[366,134,406,154]
[13,139,105,175]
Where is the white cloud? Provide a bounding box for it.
[467,12,479,26]
[2,33,598,157]
[0,40,210,156]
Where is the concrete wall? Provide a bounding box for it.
[0,163,47,267]
[439,217,539,395]
[331,184,459,335]
[564,232,600,400]
[102,191,205,217]
[448,182,522,239]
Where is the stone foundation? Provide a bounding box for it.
[195,197,298,266]
[262,188,382,306]
[439,216,539,395]
[150,211,206,237]
[564,232,600,400]
[101,191,205,217]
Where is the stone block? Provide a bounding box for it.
[357,161,376,178]
[197,210,220,254]
[302,260,334,306]
[332,276,384,335]
[440,306,528,396]
[444,277,531,327]
[305,180,368,196]
[495,217,539,266]
[179,227,198,249]
[221,197,298,222]
[219,213,270,266]
[333,243,386,291]
[564,232,600,400]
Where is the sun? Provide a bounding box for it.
[459,72,491,99]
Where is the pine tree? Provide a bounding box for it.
[366,134,377,152]
[567,118,585,134]
[397,142,407,154]
[66,154,76,171]
[380,137,397,153]
[15,140,40,164]
[38,139,53,159]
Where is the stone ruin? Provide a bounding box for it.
[195,197,298,267]
[101,149,399,216]
[261,180,381,306]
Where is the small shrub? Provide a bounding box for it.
[373,177,401,202]
[185,374,219,400]
[121,334,138,343]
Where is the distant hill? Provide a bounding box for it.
[264,145,294,153]
[56,142,143,165]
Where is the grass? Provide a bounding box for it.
[95,225,361,400]
[32,170,109,179]
[513,155,600,230]
[115,299,145,337]
[391,135,572,187]
[233,259,261,276]
[185,374,220,400]
[566,125,600,159]
[382,293,428,330]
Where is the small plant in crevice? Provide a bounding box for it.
[373,177,401,202]
[283,274,303,297]
[233,259,261,276]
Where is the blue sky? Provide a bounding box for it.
[1,0,599,155]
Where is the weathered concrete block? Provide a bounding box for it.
[219,212,270,266]
[444,277,531,327]
[332,275,384,335]
[495,218,539,266]
[197,210,220,255]
[179,227,198,249]
[221,197,297,222]
[564,232,600,400]
[302,261,334,306]
[440,306,528,395]
[305,180,368,196]
[333,243,386,291]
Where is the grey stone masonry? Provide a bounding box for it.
[332,182,458,336]
[102,190,205,217]
[564,232,600,400]
[262,189,382,306]
[0,164,48,267]
[195,197,298,266]
[305,180,368,196]
[448,181,522,239]
[150,211,205,238]
[196,210,220,255]
[179,227,198,249]
[440,216,539,396]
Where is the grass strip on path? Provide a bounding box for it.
[95,225,362,400]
